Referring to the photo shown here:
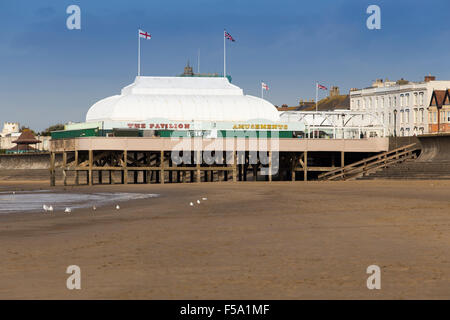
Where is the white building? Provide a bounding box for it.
[86,76,280,123]
[349,76,450,136]
[0,122,20,137]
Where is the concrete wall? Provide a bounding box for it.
[0,153,61,169]
[388,136,421,150]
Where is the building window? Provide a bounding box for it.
[405,109,410,123]
[419,92,424,106]
[420,108,424,123]
[447,111,450,122]
[414,93,418,105]
[406,93,410,106]
[400,94,404,107]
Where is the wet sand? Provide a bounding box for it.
[0,179,449,299]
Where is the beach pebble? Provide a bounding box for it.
[189,202,194,206]
[64,207,72,214]
[116,205,120,210]
[197,200,201,204]
[202,197,207,201]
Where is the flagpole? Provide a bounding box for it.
[198,48,200,74]
[315,82,318,112]
[138,31,141,77]
[261,82,263,99]
[223,30,226,78]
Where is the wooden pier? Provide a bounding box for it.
[49,137,389,186]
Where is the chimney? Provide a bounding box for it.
[424,75,436,82]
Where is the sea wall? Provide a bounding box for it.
[0,153,61,170]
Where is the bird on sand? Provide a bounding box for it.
[43,205,53,212]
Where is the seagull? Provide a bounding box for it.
[189,202,194,206]
[64,207,72,214]
[202,197,207,201]
[93,206,97,211]
[197,200,201,204]
[43,204,53,212]
[116,205,120,210]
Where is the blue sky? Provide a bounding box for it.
[1,0,450,131]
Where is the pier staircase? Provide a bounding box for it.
[317,143,420,181]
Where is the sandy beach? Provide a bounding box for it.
[0,179,449,299]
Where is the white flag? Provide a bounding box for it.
[139,29,151,39]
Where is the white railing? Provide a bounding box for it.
[280,110,386,139]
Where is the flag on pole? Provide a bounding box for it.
[224,30,235,42]
[137,29,151,77]
[262,82,269,91]
[317,83,327,90]
[139,29,152,39]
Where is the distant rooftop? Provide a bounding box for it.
[178,61,232,82]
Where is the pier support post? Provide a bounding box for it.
[74,151,79,185]
[232,152,237,182]
[123,150,128,184]
[62,151,67,186]
[291,154,296,181]
[341,151,345,167]
[160,150,165,184]
[88,150,93,186]
[268,151,273,182]
[303,151,308,181]
[50,152,56,187]
[134,152,138,184]
[196,151,201,183]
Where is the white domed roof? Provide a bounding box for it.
[86,76,280,123]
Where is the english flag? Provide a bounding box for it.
[139,29,152,39]
[317,83,327,90]
[224,30,235,42]
[262,82,269,91]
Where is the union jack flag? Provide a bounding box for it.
[317,83,327,90]
[262,82,269,91]
[224,30,235,42]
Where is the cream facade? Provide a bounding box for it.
[349,77,450,136]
